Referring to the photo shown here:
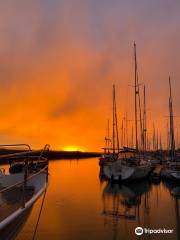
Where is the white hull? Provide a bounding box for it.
[0,172,47,231]
[103,161,152,182]
[103,164,134,181]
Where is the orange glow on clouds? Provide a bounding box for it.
[0,1,179,150]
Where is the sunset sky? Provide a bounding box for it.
[0,0,180,151]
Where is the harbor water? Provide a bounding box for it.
[10,158,180,240]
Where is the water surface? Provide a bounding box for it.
[13,158,180,240]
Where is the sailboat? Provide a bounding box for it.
[161,77,180,180]
[102,43,152,182]
[99,85,121,166]
[99,119,113,166]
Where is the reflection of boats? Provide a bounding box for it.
[102,181,150,220]
[101,181,150,240]
[163,180,180,198]
[0,144,49,236]
[163,180,180,240]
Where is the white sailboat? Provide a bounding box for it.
[102,43,152,182]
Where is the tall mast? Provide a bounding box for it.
[121,120,124,147]
[166,120,169,151]
[143,85,147,152]
[107,119,110,152]
[125,112,129,147]
[153,123,156,151]
[131,124,134,148]
[169,77,175,161]
[156,129,159,150]
[105,119,110,153]
[134,42,138,151]
[114,85,120,152]
[112,84,120,154]
[160,132,162,150]
[137,73,143,149]
[112,86,115,154]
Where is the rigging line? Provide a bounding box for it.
[32,189,47,240]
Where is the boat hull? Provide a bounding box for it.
[102,161,152,182]
[0,172,47,231]
[161,168,180,181]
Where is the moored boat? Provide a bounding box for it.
[0,144,50,234]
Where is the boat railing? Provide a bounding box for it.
[0,143,32,151]
[0,164,48,195]
[0,144,50,223]
[0,165,48,226]
[0,144,50,162]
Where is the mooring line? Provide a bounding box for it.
[32,189,47,240]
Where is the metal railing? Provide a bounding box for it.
[0,144,50,220]
[0,144,50,161]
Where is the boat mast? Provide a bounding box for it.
[125,112,129,147]
[153,123,156,151]
[143,85,147,152]
[137,73,143,150]
[121,119,124,147]
[160,132,162,150]
[105,119,110,153]
[134,42,138,151]
[169,76,175,161]
[112,86,115,154]
[107,119,110,153]
[112,85,120,154]
[131,124,134,148]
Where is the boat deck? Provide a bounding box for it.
[0,186,34,223]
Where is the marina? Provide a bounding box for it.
[0,1,180,239]
[3,158,179,240]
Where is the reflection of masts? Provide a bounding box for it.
[169,77,175,161]
[112,85,120,154]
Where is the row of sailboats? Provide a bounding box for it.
[100,43,180,182]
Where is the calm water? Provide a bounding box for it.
[9,158,180,240]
